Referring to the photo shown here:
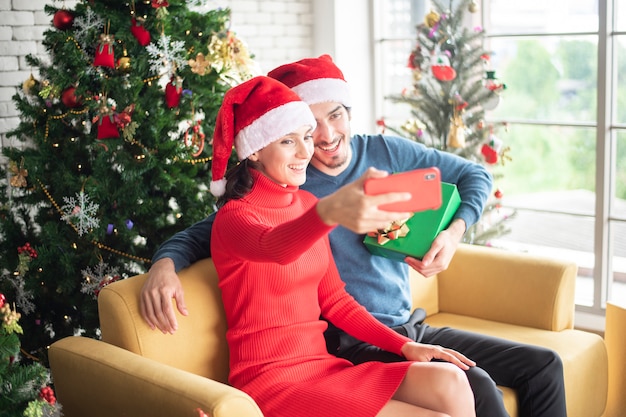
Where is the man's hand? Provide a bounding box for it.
[316,167,413,234]
[401,341,476,370]
[404,218,466,277]
[140,258,188,334]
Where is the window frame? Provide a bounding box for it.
[371,0,626,329]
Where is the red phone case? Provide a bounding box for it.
[364,167,442,212]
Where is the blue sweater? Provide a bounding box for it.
[153,134,492,326]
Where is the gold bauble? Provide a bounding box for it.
[424,10,440,28]
[117,49,131,73]
[468,0,479,13]
[447,115,466,148]
[22,73,37,94]
[117,56,131,72]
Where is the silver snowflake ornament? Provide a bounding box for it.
[146,33,188,76]
[73,7,105,49]
[81,261,122,298]
[1,272,36,315]
[60,191,100,236]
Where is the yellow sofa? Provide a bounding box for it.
[49,244,608,417]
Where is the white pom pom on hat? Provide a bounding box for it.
[210,76,316,197]
[267,54,352,108]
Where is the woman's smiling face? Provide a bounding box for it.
[250,125,315,187]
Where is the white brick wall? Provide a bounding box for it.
[0,0,314,150]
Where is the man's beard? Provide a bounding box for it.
[324,153,348,170]
[316,135,349,170]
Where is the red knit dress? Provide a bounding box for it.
[211,170,414,417]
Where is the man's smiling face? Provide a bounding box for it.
[308,102,352,176]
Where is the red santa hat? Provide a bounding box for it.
[210,75,316,197]
[267,54,352,107]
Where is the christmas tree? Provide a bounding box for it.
[0,0,256,366]
[0,292,62,417]
[385,0,513,244]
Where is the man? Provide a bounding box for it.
[141,55,566,417]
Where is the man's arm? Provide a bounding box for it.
[391,139,493,276]
[141,214,215,334]
[405,218,466,277]
[152,214,215,271]
[385,135,492,231]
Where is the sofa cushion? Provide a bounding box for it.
[99,258,230,382]
[425,312,608,417]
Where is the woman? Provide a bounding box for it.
[210,76,476,417]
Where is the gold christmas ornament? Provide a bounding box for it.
[468,0,479,13]
[424,10,441,28]
[447,113,466,148]
[9,158,28,188]
[116,48,131,73]
[206,30,257,86]
[99,32,115,46]
[22,73,37,94]
[189,52,210,75]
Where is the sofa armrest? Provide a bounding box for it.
[605,302,626,417]
[436,244,577,331]
[49,336,263,417]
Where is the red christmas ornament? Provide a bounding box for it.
[94,274,122,296]
[184,119,206,157]
[376,118,386,133]
[165,76,183,108]
[432,65,456,81]
[94,33,115,68]
[39,386,57,405]
[0,292,5,308]
[130,17,151,46]
[481,143,498,164]
[431,53,456,82]
[97,115,120,139]
[53,9,74,30]
[494,189,503,199]
[114,104,134,130]
[61,86,81,108]
[17,242,37,258]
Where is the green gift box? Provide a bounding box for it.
[363,182,461,261]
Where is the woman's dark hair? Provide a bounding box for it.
[216,159,258,208]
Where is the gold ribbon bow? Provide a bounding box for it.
[367,219,410,245]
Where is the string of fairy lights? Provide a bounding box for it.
[36,179,152,264]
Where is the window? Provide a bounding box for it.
[374,0,626,322]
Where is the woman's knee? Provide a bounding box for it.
[392,363,472,416]
[407,362,472,394]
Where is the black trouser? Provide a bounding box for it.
[325,309,566,417]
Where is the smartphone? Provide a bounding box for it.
[364,167,442,212]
